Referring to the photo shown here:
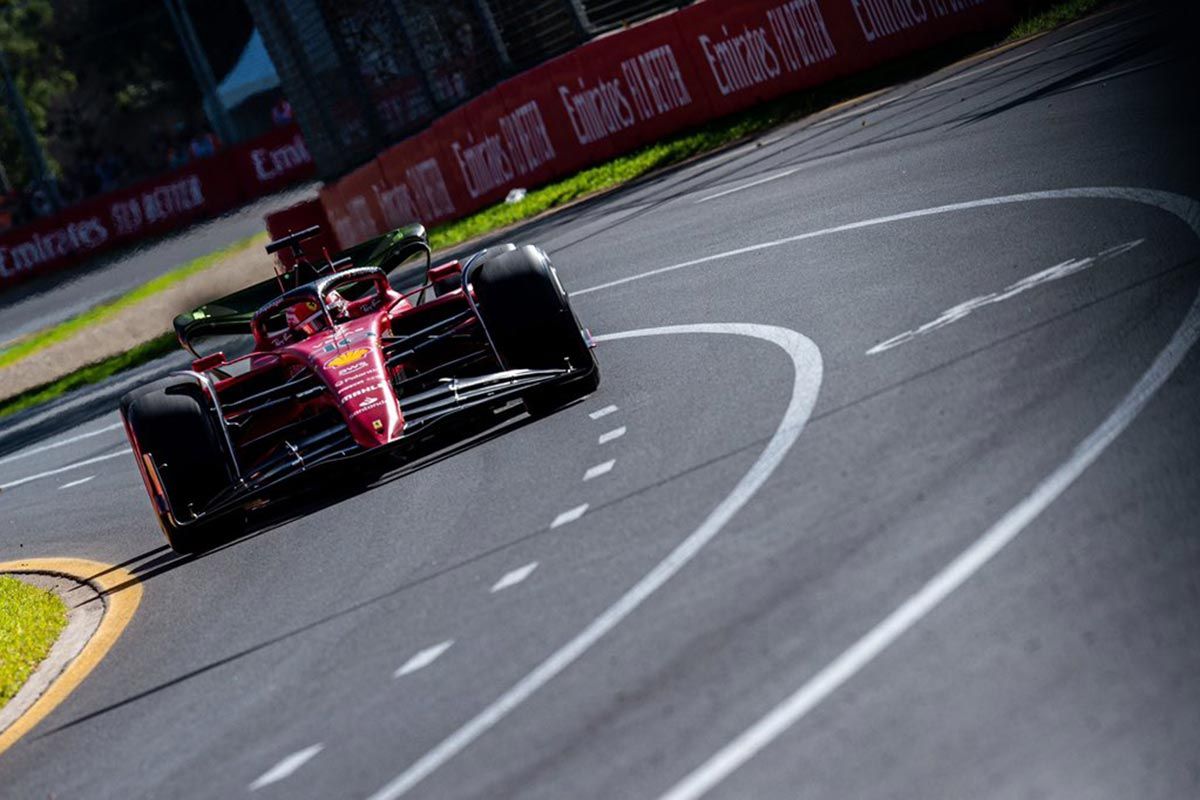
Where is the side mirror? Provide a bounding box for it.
[192,352,226,373]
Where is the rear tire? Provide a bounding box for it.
[471,245,599,416]
[121,378,235,553]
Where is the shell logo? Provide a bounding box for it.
[327,348,370,368]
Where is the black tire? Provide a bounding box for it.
[471,245,599,416]
[121,378,234,553]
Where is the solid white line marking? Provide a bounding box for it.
[365,188,1199,800]
[868,239,1143,354]
[695,168,800,204]
[0,448,130,491]
[491,562,538,593]
[394,641,455,678]
[0,421,124,467]
[363,323,824,800]
[574,188,1199,298]
[598,426,626,444]
[584,460,616,481]
[58,475,95,490]
[1068,58,1169,90]
[551,504,589,528]
[656,190,1200,800]
[249,744,324,791]
[589,404,619,420]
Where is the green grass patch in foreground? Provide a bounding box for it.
[0,232,267,370]
[1006,0,1108,41]
[0,575,69,708]
[0,333,177,420]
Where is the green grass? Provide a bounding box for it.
[428,108,791,252]
[1006,0,1108,41]
[0,333,178,420]
[0,575,69,709]
[0,232,267,370]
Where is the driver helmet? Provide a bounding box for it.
[285,299,323,336]
[325,288,349,322]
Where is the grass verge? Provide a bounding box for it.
[0,333,177,420]
[0,232,266,369]
[0,575,68,709]
[1006,0,1109,42]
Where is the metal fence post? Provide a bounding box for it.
[470,0,513,70]
[562,0,594,35]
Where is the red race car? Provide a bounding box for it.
[120,225,599,552]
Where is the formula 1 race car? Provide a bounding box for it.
[120,224,598,552]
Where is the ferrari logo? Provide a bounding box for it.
[327,348,370,368]
[372,419,383,430]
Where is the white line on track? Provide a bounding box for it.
[249,744,324,791]
[491,562,538,593]
[656,189,1200,799]
[367,187,1200,800]
[868,239,1143,354]
[0,448,130,491]
[550,504,589,529]
[584,460,615,481]
[395,641,455,678]
[0,421,124,467]
[574,188,1200,298]
[363,323,823,800]
[598,427,626,444]
[695,168,800,204]
[58,475,95,490]
[1068,58,1170,90]
[589,404,619,420]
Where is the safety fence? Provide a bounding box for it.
[281,0,1015,252]
[0,124,315,293]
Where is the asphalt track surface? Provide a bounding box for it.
[2,4,1199,798]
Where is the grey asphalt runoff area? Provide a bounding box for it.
[1,3,1198,798]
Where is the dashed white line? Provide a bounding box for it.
[550,504,589,529]
[363,323,824,800]
[588,404,619,420]
[583,460,615,481]
[0,421,124,467]
[695,168,800,204]
[365,188,1200,800]
[491,562,538,592]
[0,448,130,491]
[58,475,95,490]
[598,426,626,445]
[394,640,455,678]
[249,744,324,791]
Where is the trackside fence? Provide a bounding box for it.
[295,0,1017,252]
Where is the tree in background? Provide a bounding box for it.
[0,0,76,192]
[1,0,250,206]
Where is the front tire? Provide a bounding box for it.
[471,245,599,416]
[121,378,235,553]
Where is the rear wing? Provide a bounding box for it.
[173,223,431,356]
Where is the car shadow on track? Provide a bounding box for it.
[84,403,548,599]
[39,400,615,740]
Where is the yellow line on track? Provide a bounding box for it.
[0,557,142,756]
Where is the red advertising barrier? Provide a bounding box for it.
[0,124,315,293]
[317,0,1015,249]
[264,198,335,269]
[230,123,317,197]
